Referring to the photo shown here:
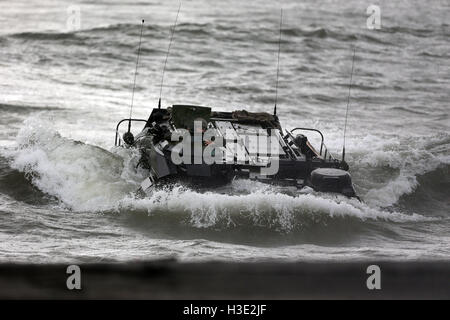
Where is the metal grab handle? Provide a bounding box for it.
[290,127,335,161]
[115,119,148,146]
[291,127,324,154]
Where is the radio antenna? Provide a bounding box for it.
[342,46,356,163]
[274,8,283,116]
[158,1,182,109]
[128,19,145,133]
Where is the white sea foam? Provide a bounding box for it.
[120,185,435,232]
[10,117,142,211]
[355,134,448,207]
[7,117,441,230]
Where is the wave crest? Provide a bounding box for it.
[6,117,438,231]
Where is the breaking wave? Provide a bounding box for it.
[2,117,441,234]
[6,117,143,211]
[350,133,450,208]
[120,186,435,234]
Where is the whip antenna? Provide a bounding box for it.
[342,46,356,163]
[128,19,145,132]
[158,1,182,109]
[274,8,283,116]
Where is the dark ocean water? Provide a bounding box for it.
[0,0,449,262]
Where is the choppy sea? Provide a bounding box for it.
[0,0,448,262]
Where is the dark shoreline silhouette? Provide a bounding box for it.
[0,260,448,299]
